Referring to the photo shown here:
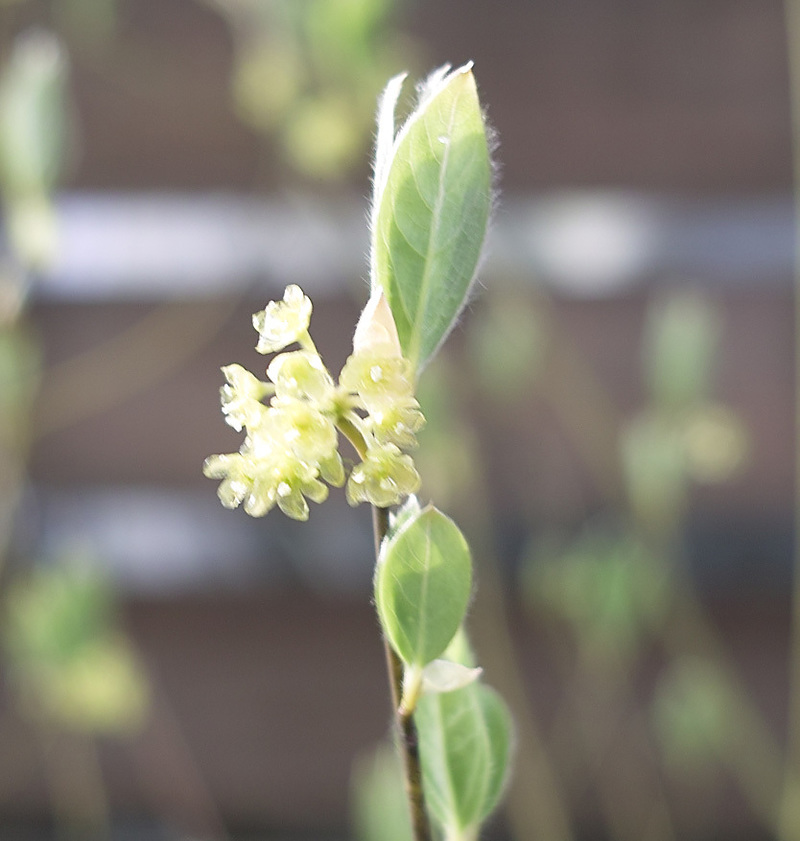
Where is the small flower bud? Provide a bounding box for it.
[352,289,402,357]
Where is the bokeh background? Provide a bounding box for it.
[0,1,796,839]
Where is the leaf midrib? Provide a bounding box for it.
[406,82,463,367]
[412,517,433,664]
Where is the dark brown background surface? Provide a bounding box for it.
[3,0,795,836]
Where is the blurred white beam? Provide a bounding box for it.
[22,191,795,300]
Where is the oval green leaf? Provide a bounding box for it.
[375,505,472,668]
[416,682,514,834]
[372,64,492,370]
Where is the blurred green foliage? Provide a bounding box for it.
[214,0,415,179]
[0,325,40,431]
[651,656,737,777]
[4,0,413,183]
[0,30,151,841]
[468,291,549,404]
[645,291,721,412]
[622,291,747,533]
[52,0,117,55]
[4,560,149,734]
[352,741,413,841]
[0,28,72,270]
[523,530,671,666]
[0,28,66,570]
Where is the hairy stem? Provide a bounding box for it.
[372,505,432,841]
[338,415,431,839]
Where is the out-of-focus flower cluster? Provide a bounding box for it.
[203,285,423,520]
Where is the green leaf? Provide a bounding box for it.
[4,562,114,668]
[375,505,472,668]
[371,64,492,370]
[651,656,737,776]
[351,741,413,841]
[644,290,720,410]
[416,682,514,834]
[469,292,549,402]
[0,31,70,196]
[621,411,688,530]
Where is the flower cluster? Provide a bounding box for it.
[203,285,423,520]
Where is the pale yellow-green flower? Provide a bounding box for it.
[244,450,329,520]
[206,284,425,519]
[364,398,425,448]
[267,350,335,406]
[204,433,331,521]
[202,452,252,510]
[253,284,313,354]
[340,348,416,411]
[269,399,341,473]
[346,442,421,508]
[220,364,270,432]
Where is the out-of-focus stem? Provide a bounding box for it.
[782,2,800,838]
[39,727,110,840]
[536,304,626,510]
[467,523,576,841]
[660,575,785,834]
[133,683,229,840]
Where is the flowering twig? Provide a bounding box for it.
[204,65,513,841]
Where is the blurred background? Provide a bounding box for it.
[0,0,796,839]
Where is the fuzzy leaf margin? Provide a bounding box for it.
[370,63,492,371]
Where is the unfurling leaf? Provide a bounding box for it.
[420,659,482,695]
